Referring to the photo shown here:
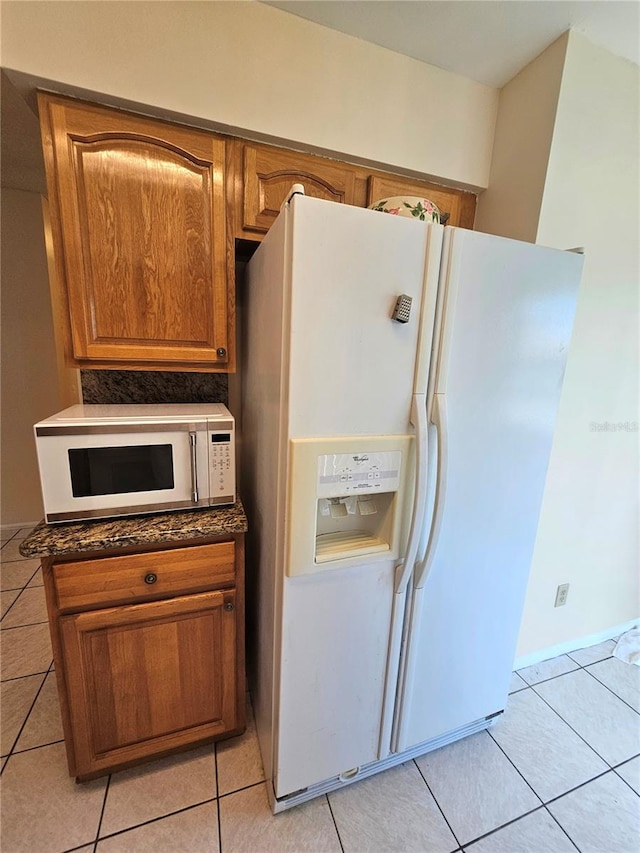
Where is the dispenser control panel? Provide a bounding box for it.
[317,451,401,498]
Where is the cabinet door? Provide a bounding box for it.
[367,175,476,228]
[59,589,237,777]
[39,94,232,369]
[243,143,357,234]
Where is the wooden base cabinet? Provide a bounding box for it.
[42,537,245,780]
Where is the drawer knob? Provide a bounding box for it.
[144,573,158,585]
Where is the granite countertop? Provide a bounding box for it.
[19,500,248,558]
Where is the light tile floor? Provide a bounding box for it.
[1,527,639,852]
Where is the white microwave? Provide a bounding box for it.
[34,404,236,524]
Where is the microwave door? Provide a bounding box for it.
[37,424,209,522]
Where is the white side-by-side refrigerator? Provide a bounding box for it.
[242,192,582,812]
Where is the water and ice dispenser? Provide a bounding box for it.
[315,450,402,562]
[287,436,413,576]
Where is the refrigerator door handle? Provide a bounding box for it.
[394,393,429,595]
[415,392,448,589]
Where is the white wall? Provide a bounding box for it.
[1,189,62,526]
[475,34,568,241]
[477,32,638,660]
[517,33,639,656]
[0,0,497,189]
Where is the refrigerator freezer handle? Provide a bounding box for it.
[394,393,429,595]
[415,393,448,588]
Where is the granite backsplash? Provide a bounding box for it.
[81,370,228,405]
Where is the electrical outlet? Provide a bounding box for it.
[555,583,570,607]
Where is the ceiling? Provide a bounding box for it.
[265,0,639,87]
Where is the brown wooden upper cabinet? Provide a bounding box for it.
[366,174,476,229]
[241,143,357,234]
[235,140,476,241]
[38,94,234,372]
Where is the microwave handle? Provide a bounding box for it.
[189,432,199,503]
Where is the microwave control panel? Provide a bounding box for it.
[208,432,236,501]
[316,451,402,499]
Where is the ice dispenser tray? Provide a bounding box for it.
[315,451,401,563]
[286,437,412,577]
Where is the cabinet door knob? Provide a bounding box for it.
[224,601,234,612]
[144,573,158,585]
[216,347,227,359]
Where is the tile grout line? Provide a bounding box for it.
[474,725,615,849]
[412,757,463,850]
[581,664,640,717]
[0,565,47,627]
[324,791,345,853]
[517,649,617,686]
[1,619,50,633]
[567,649,615,668]
[612,752,640,769]
[218,778,264,801]
[215,741,223,853]
[456,802,548,850]
[1,668,51,684]
[1,618,50,632]
[0,584,29,624]
[516,659,587,689]
[88,750,274,847]
[62,842,99,853]
[542,767,618,808]
[486,728,545,803]
[11,738,65,758]
[1,583,43,592]
[0,533,17,544]
[541,805,581,852]
[1,668,50,770]
[612,765,640,798]
[504,669,615,847]
[95,795,219,844]
[530,681,615,768]
[93,773,112,849]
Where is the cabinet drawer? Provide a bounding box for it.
[53,542,235,611]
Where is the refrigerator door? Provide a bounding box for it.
[286,196,441,437]
[272,198,443,797]
[394,228,583,752]
[275,560,397,797]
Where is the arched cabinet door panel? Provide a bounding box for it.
[242,143,357,233]
[39,93,234,371]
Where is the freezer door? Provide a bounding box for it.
[394,228,583,751]
[275,561,397,797]
[286,196,442,438]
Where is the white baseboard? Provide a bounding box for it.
[514,618,639,670]
[1,521,40,537]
